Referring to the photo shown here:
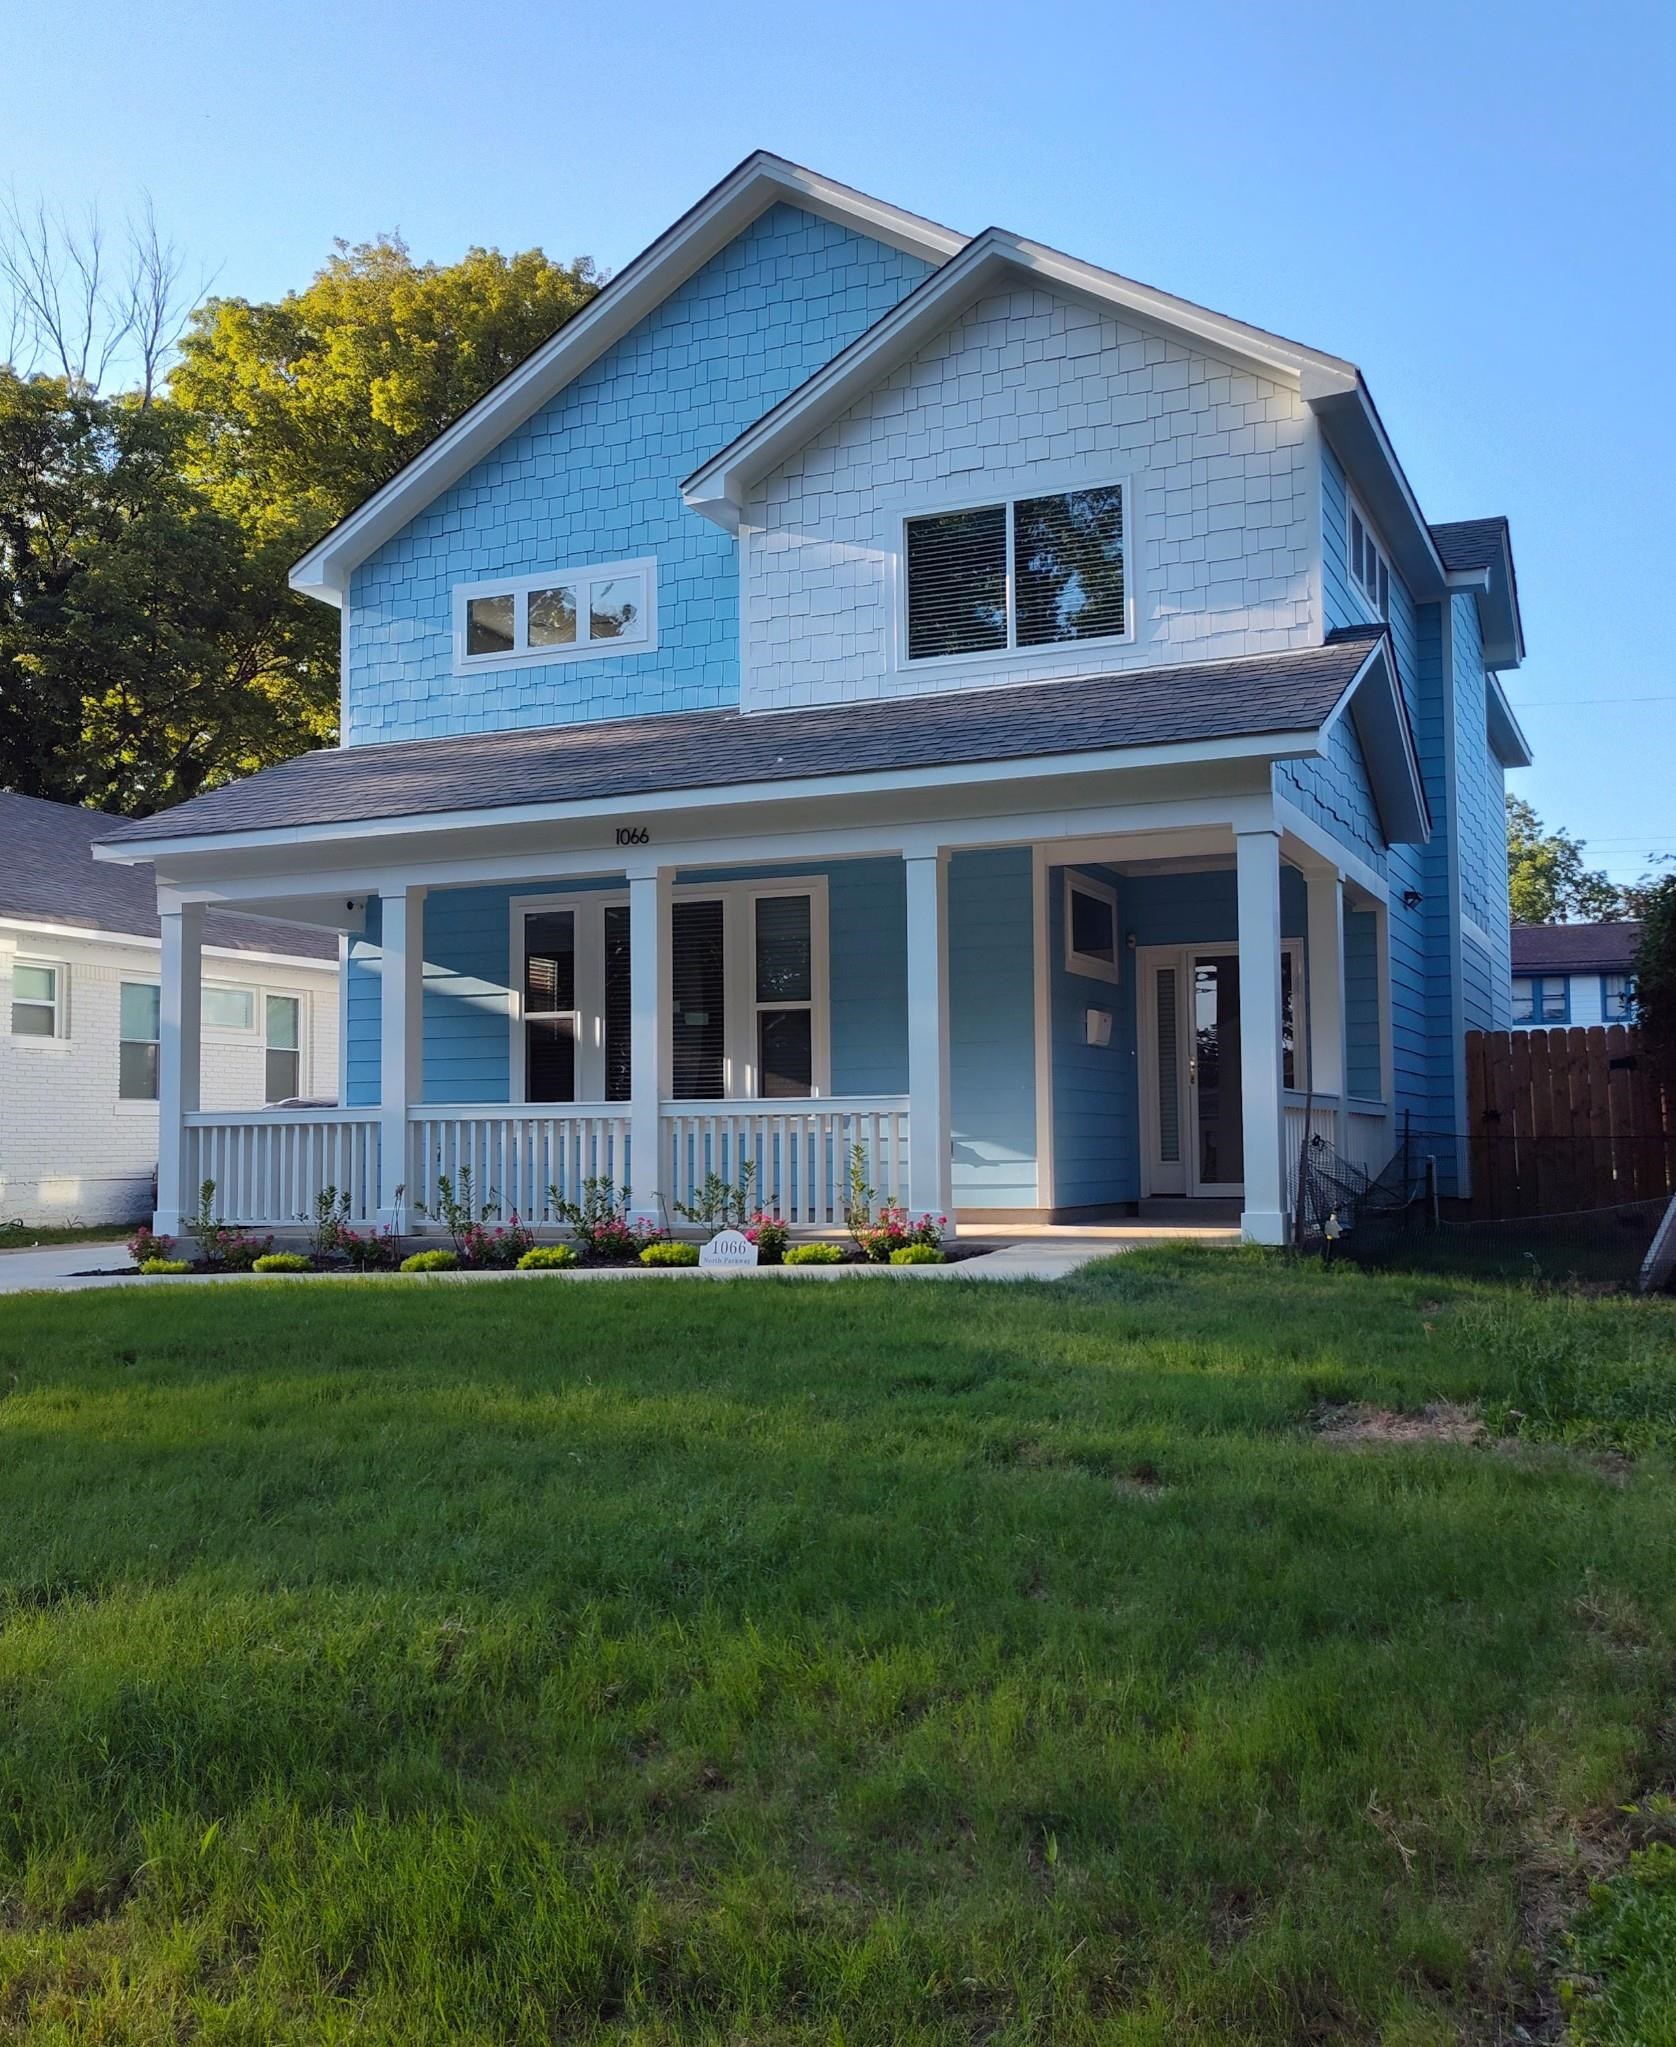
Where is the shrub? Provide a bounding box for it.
[517,1245,578,1270]
[854,1206,946,1263]
[127,1225,175,1268]
[400,1249,459,1273]
[673,1161,757,1231]
[336,1225,401,1271]
[640,1240,700,1267]
[139,1257,191,1275]
[252,1252,313,1273]
[744,1210,789,1262]
[309,1186,352,1260]
[184,1180,272,1270]
[784,1242,844,1266]
[460,1215,536,1268]
[889,1244,945,1265]
[548,1177,646,1261]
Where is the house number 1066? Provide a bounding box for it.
[615,826,650,846]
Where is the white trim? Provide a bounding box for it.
[1274,797,1390,903]
[1031,845,1055,1213]
[1062,870,1120,983]
[0,914,339,971]
[290,153,964,596]
[7,954,68,1040]
[1346,492,1392,620]
[451,558,658,675]
[507,888,629,1104]
[201,981,259,1036]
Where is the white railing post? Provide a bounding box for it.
[1235,826,1287,1245]
[904,848,954,1233]
[378,885,427,1224]
[1304,861,1349,1157]
[627,865,670,1232]
[155,901,203,1235]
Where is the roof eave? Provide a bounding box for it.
[1485,670,1534,768]
[1309,378,1448,599]
[1319,634,1431,845]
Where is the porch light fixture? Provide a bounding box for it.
[1401,888,1424,911]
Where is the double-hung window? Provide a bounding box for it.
[1349,501,1391,618]
[455,559,656,672]
[905,485,1127,662]
[119,982,161,1099]
[265,995,303,1102]
[1602,973,1636,1021]
[10,960,64,1038]
[1512,976,1568,1023]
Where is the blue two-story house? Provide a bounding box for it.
[98,153,1530,1245]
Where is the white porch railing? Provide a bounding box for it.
[406,1108,631,1224]
[662,1097,910,1226]
[184,1108,381,1226]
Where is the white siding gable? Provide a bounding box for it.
[741,284,1317,711]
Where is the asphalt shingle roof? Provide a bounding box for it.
[0,793,337,958]
[100,630,1387,850]
[1511,921,1641,976]
[1429,517,1510,574]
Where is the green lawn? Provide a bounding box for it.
[0,1220,141,1251]
[1,1249,1673,2044]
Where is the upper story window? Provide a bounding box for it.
[905,486,1127,663]
[1348,501,1391,618]
[454,559,657,674]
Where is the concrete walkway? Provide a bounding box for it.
[0,1223,1238,1295]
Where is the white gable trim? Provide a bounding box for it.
[683,225,1360,528]
[288,154,962,604]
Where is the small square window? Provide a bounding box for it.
[466,592,515,656]
[527,585,577,646]
[588,574,644,641]
[1064,873,1120,983]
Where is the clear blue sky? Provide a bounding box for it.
[6,0,1672,883]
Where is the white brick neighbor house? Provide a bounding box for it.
[92,155,1529,1245]
[0,795,339,1228]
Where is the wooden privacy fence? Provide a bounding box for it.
[1465,1026,1676,1218]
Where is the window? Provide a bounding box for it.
[455,559,656,671]
[265,995,302,1102]
[10,960,63,1038]
[1349,501,1391,618]
[1540,979,1568,1022]
[753,895,813,1098]
[906,485,1127,661]
[1603,973,1637,1021]
[1512,977,1535,1023]
[119,982,160,1099]
[1513,975,1568,1023]
[202,985,256,1032]
[671,898,727,1100]
[1064,873,1120,983]
[523,910,579,1103]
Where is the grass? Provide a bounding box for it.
[1,1246,1673,2043]
[0,1220,141,1251]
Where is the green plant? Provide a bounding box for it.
[517,1245,578,1271]
[309,1186,352,1259]
[745,1211,788,1262]
[184,1180,273,1270]
[843,1142,877,1246]
[138,1257,191,1274]
[673,1160,757,1230]
[127,1225,176,1268]
[399,1249,459,1273]
[419,1169,499,1254]
[548,1177,642,1261]
[889,1244,945,1265]
[252,1252,313,1273]
[336,1225,401,1271]
[640,1240,700,1267]
[855,1206,946,1263]
[784,1241,845,1265]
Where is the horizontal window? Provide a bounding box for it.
[203,985,256,1032]
[10,959,63,1038]
[906,485,1127,662]
[1349,500,1391,618]
[455,559,656,670]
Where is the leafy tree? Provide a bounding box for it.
[1506,793,1627,924]
[1632,873,1676,1090]
[0,370,326,813]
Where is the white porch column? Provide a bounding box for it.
[627,865,671,1232]
[904,849,954,1231]
[378,884,427,1222]
[1304,861,1348,1151]
[154,901,203,1235]
[1235,827,1287,1244]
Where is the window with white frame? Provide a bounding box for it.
[202,984,256,1032]
[9,960,64,1038]
[265,994,303,1102]
[1064,873,1120,983]
[753,894,814,1097]
[1602,973,1637,1021]
[119,982,160,1099]
[1348,500,1391,618]
[455,559,655,672]
[905,485,1127,662]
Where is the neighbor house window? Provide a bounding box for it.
[265,994,302,1102]
[202,985,256,1032]
[1064,873,1120,983]
[1513,975,1567,1023]
[1349,501,1391,618]
[119,982,160,1099]
[1602,973,1636,1021]
[9,960,64,1038]
[1511,977,1534,1022]
[455,558,656,671]
[1540,979,1568,1022]
[906,485,1127,661]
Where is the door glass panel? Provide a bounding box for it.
[755,895,811,1000]
[1154,966,1180,1164]
[671,899,726,1099]
[603,904,632,1103]
[1281,951,1297,1091]
[526,1015,577,1103]
[524,911,578,1103]
[757,1010,812,1097]
[1193,954,1243,1188]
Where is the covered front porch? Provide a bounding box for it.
[141,808,1395,1249]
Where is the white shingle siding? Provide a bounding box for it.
[0,927,338,1227]
[741,285,1316,711]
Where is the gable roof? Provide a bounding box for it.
[0,793,337,958]
[95,628,1423,857]
[1511,921,1641,976]
[288,153,963,603]
[1431,515,1525,669]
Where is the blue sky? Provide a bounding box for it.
[6,0,1672,882]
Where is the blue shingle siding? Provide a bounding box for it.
[948,849,1038,1209]
[344,205,932,744]
[1451,593,1514,1028]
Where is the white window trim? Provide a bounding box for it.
[117,977,162,1108]
[507,878,832,1106]
[202,981,259,1037]
[1347,494,1392,620]
[452,558,659,676]
[263,991,308,1103]
[1063,871,1121,984]
[889,472,1134,677]
[8,957,68,1042]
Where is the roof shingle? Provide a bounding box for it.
[1511,922,1641,976]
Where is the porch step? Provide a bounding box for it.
[1137,1197,1242,1226]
